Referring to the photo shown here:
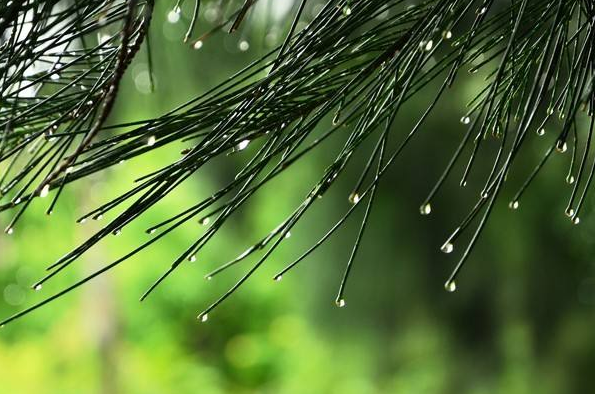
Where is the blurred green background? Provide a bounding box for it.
[1,2,595,393]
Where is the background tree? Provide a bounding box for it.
[2,1,595,393]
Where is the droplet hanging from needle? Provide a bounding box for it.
[444,280,456,292]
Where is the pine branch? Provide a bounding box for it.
[0,0,594,326]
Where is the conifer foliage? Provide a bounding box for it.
[0,0,593,324]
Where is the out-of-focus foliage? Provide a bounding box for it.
[1,1,595,393]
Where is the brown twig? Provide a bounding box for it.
[34,0,154,196]
[229,0,255,33]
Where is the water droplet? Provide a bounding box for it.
[236,139,250,151]
[167,9,181,23]
[274,275,282,282]
[424,40,433,51]
[444,280,456,292]
[440,242,454,254]
[565,208,575,217]
[419,203,432,215]
[509,200,519,210]
[348,192,360,204]
[556,140,567,153]
[477,6,487,14]
[566,175,575,184]
[50,73,60,81]
[147,136,156,146]
[442,30,452,40]
[342,6,352,16]
[188,255,197,262]
[34,284,42,291]
[206,275,212,281]
[5,227,13,235]
[284,231,291,239]
[94,214,103,221]
[114,229,122,236]
[193,40,203,50]
[460,116,471,124]
[573,217,580,225]
[537,128,545,136]
[199,217,210,226]
[336,298,346,308]
[39,184,50,198]
[238,40,250,51]
[198,313,208,322]
[480,191,488,199]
